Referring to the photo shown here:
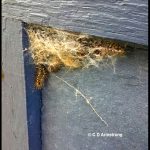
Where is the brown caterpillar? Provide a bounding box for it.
[34,64,49,89]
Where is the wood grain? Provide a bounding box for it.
[2,0,148,45]
[2,17,29,150]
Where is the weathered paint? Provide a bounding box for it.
[2,17,29,150]
[2,0,148,45]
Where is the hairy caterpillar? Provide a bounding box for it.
[34,62,61,89]
[34,64,49,89]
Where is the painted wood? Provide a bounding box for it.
[22,23,42,150]
[2,0,148,45]
[2,18,29,150]
[42,47,148,150]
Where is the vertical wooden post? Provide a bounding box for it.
[2,18,29,150]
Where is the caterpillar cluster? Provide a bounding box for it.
[28,24,126,125]
[27,24,126,89]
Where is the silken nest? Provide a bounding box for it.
[25,23,126,126]
[26,23,125,72]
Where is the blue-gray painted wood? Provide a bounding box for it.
[22,23,42,150]
[42,47,148,150]
[2,17,29,150]
[2,0,148,45]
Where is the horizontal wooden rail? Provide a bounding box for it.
[2,0,148,45]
